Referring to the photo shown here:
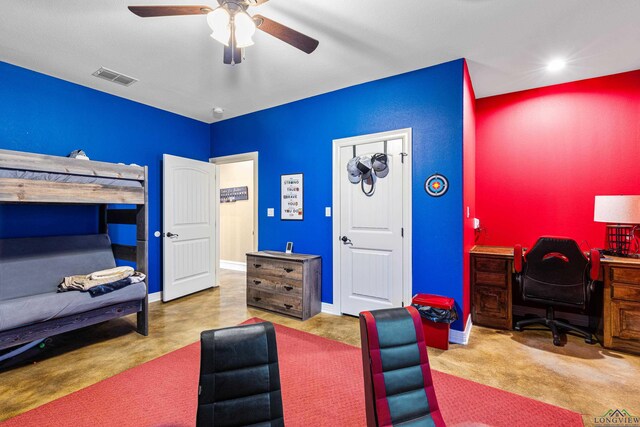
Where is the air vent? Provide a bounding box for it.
[92,67,138,87]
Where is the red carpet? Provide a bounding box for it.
[2,318,583,426]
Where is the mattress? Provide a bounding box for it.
[0,168,142,188]
[0,283,146,332]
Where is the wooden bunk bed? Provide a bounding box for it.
[0,149,148,350]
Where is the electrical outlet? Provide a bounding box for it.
[473,218,480,229]
[325,207,331,217]
[267,208,274,217]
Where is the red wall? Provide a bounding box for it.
[476,70,640,248]
[462,60,476,326]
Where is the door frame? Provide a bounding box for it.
[332,128,413,315]
[210,152,259,284]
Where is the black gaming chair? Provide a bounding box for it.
[196,322,284,427]
[514,237,600,346]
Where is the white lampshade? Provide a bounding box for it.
[594,195,640,224]
[234,11,256,48]
[207,7,231,46]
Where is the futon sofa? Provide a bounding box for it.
[0,234,148,350]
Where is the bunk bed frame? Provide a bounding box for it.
[0,148,149,347]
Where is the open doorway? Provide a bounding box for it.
[211,152,258,276]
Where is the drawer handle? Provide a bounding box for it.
[253,263,262,268]
[284,285,293,291]
[284,268,294,273]
[253,280,262,285]
[253,297,262,302]
[284,304,293,309]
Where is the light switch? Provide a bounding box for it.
[267,208,275,217]
[325,207,331,217]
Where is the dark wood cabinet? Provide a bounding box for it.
[471,250,512,329]
[604,264,640,354]
[246,251,321,320]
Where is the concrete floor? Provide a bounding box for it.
[1,269,639,426]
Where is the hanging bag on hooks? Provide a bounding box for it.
[356,156,376,197]
[361,173,376,196]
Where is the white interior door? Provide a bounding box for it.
[163,154,216,302]
[339,138,405,315]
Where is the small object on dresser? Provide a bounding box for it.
[285,242,293,254]
[67,149,89,160]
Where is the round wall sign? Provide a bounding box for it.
[425,173,449,197]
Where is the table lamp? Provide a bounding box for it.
[594,195,640,256]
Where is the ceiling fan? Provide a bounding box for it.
[128,0,319,65]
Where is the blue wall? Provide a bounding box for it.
[0,61,211,294]
[211,59,466,329]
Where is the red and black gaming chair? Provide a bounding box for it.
[514,236,600,346]
[359,306,446,427]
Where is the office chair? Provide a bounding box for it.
[196,322,284,427]
[359,306,446,427]
[513,237,600,346]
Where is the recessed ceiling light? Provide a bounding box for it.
[547,58,566,72]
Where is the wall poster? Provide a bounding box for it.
[281,173,303,220]
[220,186,249,203]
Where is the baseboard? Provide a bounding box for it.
[148,291,162,303]
[321,302,340,315]
[449,315,472,345]
[220,260,247,272]
[148,285,220,304]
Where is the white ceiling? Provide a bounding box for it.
[1,1,639,123]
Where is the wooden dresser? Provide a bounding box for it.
[470,246,513,330]
[246,251,321,320]
[470,245,640,355]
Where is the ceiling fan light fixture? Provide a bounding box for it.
[234,10,256,48]
[207,7,231,46]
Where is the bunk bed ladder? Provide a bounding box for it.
[99,167,149,336]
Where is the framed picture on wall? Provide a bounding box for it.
[281,173,303,220]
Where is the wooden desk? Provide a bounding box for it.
[470,245,640,355]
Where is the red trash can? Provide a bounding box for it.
[412,294,456,350]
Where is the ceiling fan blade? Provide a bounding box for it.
[253,15,319,54]
[223,45,233,64]
[217,0,270,6]
[128,6,212,18]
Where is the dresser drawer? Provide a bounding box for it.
[247,275,302,297]
[473,285,508,319]
[247,288,303,318]
[472,285,510,329]
[611,300,640,340]
[474,271,508,288]
[247,275,277,292]
[611,283,640,303]
[474,257,508,273]
[247,256,303,280]
[610,267,640,285]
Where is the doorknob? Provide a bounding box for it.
[341,236,353,245]
[166,232,179,239]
